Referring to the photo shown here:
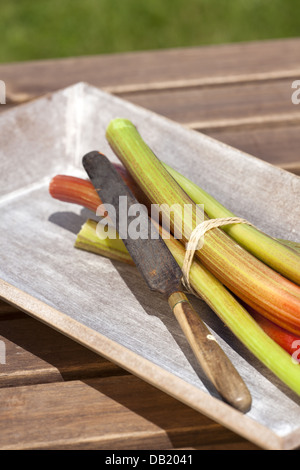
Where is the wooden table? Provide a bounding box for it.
[0,38,299,450]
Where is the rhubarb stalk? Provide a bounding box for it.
[163,162,300,285]
[105,119,300,335]
[50,172,300,334]
[75,219,300,395]
[49,175,300,394]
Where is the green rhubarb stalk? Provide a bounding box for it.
[105,118,300,335]
[76,219,300,396]
[163,162,300,286]
[75,220,134,265]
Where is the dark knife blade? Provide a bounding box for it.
[82,150,183,296]
[82,150,252,413]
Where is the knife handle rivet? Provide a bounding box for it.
[207,334,218,342]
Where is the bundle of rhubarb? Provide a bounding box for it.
[49,118,300,396]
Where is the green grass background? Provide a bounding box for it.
[0,0,299,63]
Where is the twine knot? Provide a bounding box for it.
[181,217,253,296]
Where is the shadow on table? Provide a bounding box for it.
[81,374,259,450]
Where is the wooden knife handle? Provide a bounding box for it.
[169,292,252,413]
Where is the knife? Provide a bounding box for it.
[82,151,252,413]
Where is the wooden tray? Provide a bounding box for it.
[0,83,299,450]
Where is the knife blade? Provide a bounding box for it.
[82,150,252,413]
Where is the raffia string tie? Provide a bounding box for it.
[181,217,253,296]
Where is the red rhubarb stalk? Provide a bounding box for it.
[247,306,300,360]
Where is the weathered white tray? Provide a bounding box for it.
[0,83,299,450]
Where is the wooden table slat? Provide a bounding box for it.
[121,78,299,126]
[0,304,125,387]
[0,375,260,450]
[1,38,300,98]
[203,124,300,170]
